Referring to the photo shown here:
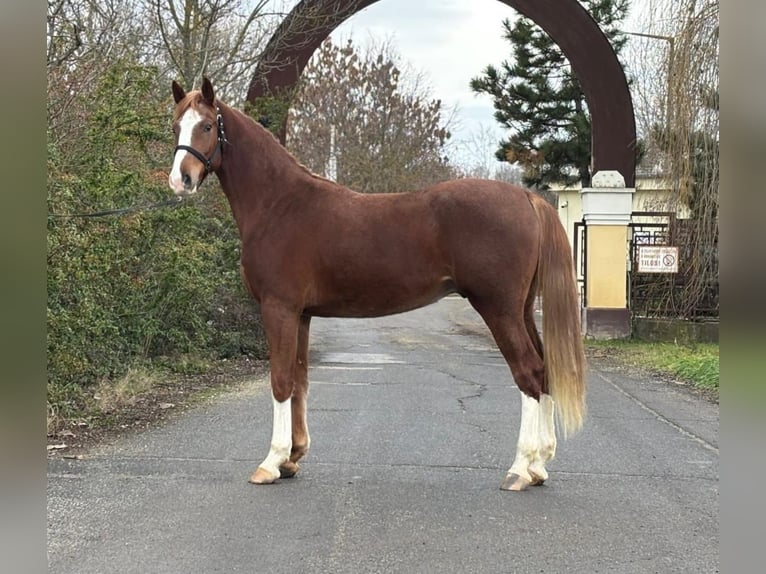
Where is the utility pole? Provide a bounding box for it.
[623,31,676,130]
[326,125,338,181]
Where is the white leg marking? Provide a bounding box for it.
[168,107,202,193]
[508,392,542,482]
[258,396,292,478]
[529,393,556,482]
[538,393,557,462]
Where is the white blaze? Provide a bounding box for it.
[168,107,203,193]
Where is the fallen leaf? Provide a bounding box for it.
[159,403,175,410]
[47,444,67,450]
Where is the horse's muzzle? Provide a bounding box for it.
[168,171,199,196]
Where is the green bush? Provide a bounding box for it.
[47,61,267,424]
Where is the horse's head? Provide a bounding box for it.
[169,77,226,196]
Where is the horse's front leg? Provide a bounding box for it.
[250,303,301,485]
[279,314,312,478]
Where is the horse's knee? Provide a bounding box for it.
[514,356,546,399]
[270,373,293,403]
[515,375,543,401]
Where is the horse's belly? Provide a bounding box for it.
[305,276,457,318]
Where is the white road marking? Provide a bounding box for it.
[318,352,404,364]
[312,366,383,371]
[311,381,372,386]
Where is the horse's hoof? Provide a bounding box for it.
[529,471,546,486]
[279,461,300,478]
[500,473,531,491]
[249,467,278,484]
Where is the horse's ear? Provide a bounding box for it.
[201,77,215,106]
[172,80,186,104]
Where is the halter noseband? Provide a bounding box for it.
[174,105,228,174]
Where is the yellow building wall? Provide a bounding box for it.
[586,225,628,308]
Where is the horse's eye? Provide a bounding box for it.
[204,124,212,132]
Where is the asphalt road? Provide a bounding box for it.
[47,296,719,573]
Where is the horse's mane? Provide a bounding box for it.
[175,91,337,186]
[238,110,338,186]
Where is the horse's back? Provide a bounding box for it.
[344,178,543,302]
[334,177,541,285]
[425,178,537,223]
[425,179,541,284]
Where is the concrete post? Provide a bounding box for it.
[580,171,635,339]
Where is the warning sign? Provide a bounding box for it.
[637,246,678,273]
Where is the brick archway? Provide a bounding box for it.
[246,0,636,186]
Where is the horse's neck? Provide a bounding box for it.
[216,103,313,234]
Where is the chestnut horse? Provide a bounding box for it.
[168,78,585,491]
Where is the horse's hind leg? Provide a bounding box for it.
[470,299,548,491]
[279,314,312,478]
[507,390,556,490]
[523,286,557,482]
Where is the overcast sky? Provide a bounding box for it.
[331,0,515,168]
[275,0,649,169]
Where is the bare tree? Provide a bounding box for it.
[47,0,151,159]
[246,0,370,96]
[47,0,147,69]
[286,37,457,193]
[625,0,719,319]
[147,0,278,103]
[452,123,523,184]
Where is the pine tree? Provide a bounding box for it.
[470,0,629,189]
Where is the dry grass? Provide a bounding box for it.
[93,367,160,414]
[47,356,269,455]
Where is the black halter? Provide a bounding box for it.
[174,106,228,174]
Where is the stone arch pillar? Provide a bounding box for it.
[246,0,637,187]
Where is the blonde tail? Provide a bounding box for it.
[529,193,587,437]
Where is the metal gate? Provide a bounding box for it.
[573,219,587,308]
[573,212,718,320]
[628,211,675,318]
[628,211,719,319]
